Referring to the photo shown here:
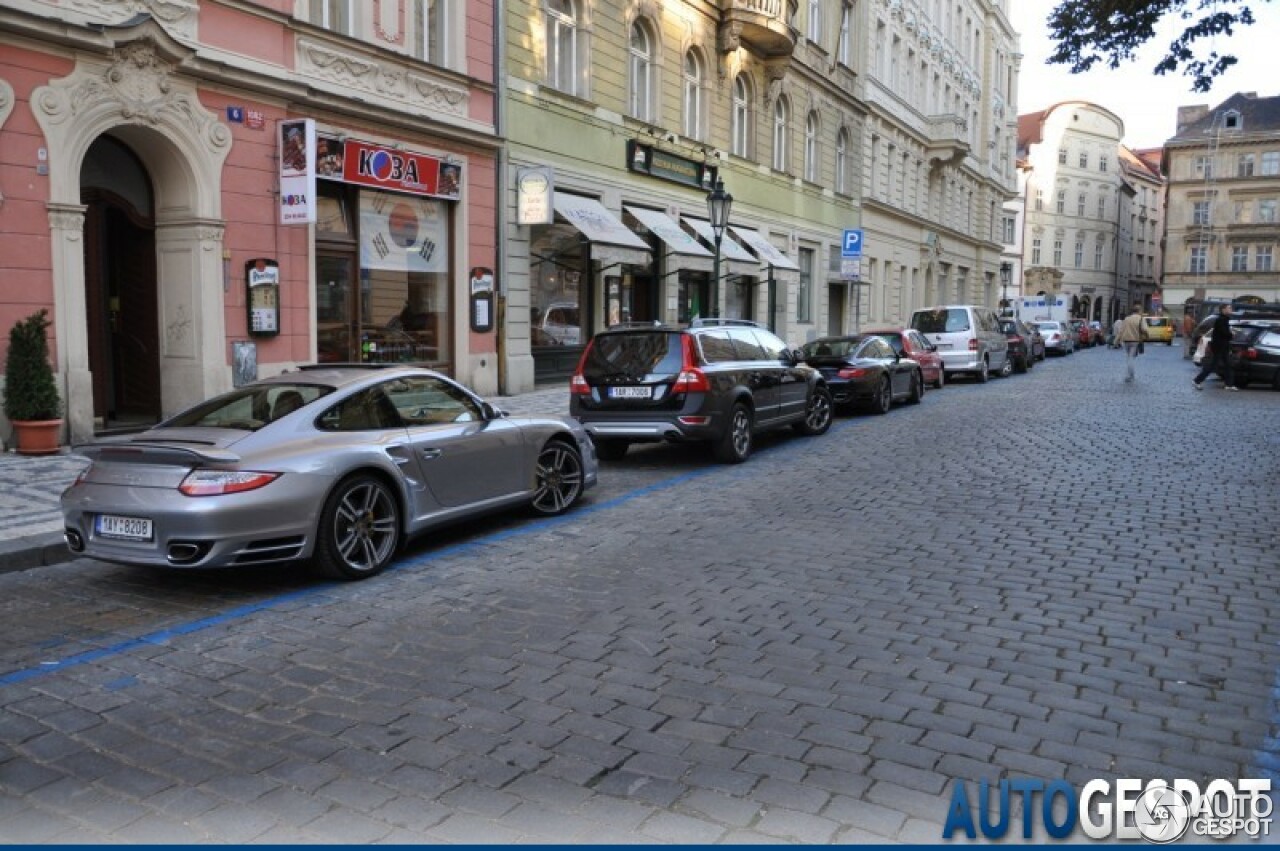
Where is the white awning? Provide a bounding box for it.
[681,217,758,265]
[729,226,801,271]
[625,207,714,272]
[553,193,652,267]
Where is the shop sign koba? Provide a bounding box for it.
[316,134,462,201]
[626,141,716,191]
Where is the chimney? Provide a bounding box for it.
[1176,105,1210,134]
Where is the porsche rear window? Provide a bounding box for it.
[164,384,333,430]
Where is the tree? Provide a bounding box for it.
[1045,0,1267,93]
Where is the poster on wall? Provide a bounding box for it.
[359,191,448,273]
[278,118,316,224]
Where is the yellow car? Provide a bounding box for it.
[1143,316,1175,345]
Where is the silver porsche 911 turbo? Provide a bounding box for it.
[61,365,598,580]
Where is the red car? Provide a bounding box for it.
[1070,319,1093,348]
[866,327,946,389]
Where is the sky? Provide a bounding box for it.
[1010,1,1280,150]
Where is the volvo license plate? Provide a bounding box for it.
[609,386,652,399]
[95,514,154,541]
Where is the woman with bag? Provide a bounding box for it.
[1193,303,1237,391]
[1115,304,1148,383]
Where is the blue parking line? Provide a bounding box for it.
[0,415,864,688]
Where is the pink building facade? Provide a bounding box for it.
[0,1,498,446]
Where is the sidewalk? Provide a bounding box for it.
[0,384,571,574]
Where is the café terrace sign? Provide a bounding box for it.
[626,141,717,191]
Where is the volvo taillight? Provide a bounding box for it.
[671,334,710,394]
[570,344,593,395]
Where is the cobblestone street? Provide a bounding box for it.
[1,344,1277,843]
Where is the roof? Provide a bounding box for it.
[1119,145,1163,182]
[1168,91,1280,142]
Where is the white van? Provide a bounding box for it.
[909,305,1011,383]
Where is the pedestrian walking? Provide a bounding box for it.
[1182,311,1197,359]
[1192,303,1237,391]
[1110,316,1124,349]
[1115,304,1148,382]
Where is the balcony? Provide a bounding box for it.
[925,114,970,167]
[718,0,798,58]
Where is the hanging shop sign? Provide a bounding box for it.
[626,141,716,191]
[316,134,461,201]
[278,118,316,224]
[517,166,555,225]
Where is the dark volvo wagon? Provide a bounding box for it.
[569,319,833,463]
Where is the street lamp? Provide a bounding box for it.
[706,178,733,319]
[1000,261,1012,315]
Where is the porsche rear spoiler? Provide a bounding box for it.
[73,442,242,467]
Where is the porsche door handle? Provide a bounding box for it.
[420,448,442,460]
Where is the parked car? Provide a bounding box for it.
[537,302,581,346]
[569,318,832,464]
[1069,319,1093,349]
[866,327,946,389]
[909,305,1011,382]
[1087,321,1106,347]
[1034,320,1075,356]
[799,334,925,414]
[1228,320,1280,389]
[1142,316,1176,345]
[61,366,598,580]
[1027,322,1047,361]
[998,318,1038,373]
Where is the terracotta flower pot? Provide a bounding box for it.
[12,419,63,456]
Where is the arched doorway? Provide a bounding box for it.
[81,135,161,432]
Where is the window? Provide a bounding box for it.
[1094,239,1105,269]
[1099,155,1108,173]
[411,0,445,64]
[310,0,354,35]
[835,128,849,194]
[1001,215,1016,244]
[1193,201,1211,226]
[1058,148,1067,165]
[1258,246,1274,272]
[1074,241,1083,268]
[1238,153,1256,177]
[1259,199,1277,223]
[1056,189,1066,214]
[804,112,819,183]
[837,2,852,65]
[731,74,752,158]
[1032,238,1041,265]
[772,97,790,172]
[1232,246,1249,272]
[628,21,654,122]
[682,51,705,141]
[1077,192,1086,216]
[1193,155,1214,179]
[546,0,580,95]
[807,0,822,42]
[1263,152,1280,176]
[797,247,813,323]
[1097,195,1106,219]
[385,376,482,427]
[1035,188,1044,211]
[1189,246,1207,273]
[1079,151,1088,169]
[1053,240,1063,266]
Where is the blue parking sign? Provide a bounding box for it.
[842,229,863,258]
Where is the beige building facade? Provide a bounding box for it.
[857,0,1019,324]
[1162,92,1280,314]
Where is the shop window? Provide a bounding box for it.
[531,223,587,346]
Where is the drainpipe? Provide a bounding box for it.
[494,0,509,394]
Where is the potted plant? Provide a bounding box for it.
[3,309,63,455]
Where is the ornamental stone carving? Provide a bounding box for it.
[297,38,468,118]
[67,0,198,42]
[34,39,231,155]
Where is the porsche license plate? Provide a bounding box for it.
[95,514,153,541]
